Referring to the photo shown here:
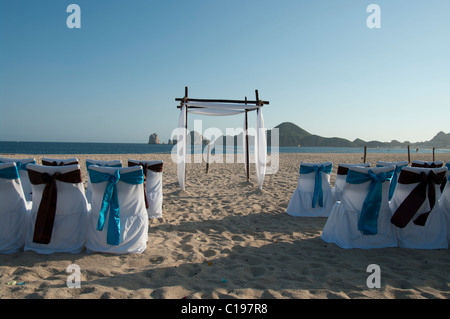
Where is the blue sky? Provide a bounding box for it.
[0,0,449,144]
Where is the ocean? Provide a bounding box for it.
[1,141,448,155]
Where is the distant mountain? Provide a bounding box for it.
[268,122,356,147]
[189,122,449,149]
[270,122,311,146]
[427,131,450,148]
[269,122,449,148]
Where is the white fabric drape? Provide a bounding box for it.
[177,104,187,190]
[188,108,245,116]
[177,102,266,190]
[255,109,266,190]
[243,116,248,176]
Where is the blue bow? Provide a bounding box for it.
[89,168,144,245]
[377,163,407,200]
[0,165,19,180]
[300,163,332,208]
[346,169,394,235]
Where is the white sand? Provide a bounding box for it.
[0,152,449,299]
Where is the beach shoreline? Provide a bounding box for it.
[0,152,449,299]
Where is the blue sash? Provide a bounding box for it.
[0,165,20,180]
[300,163,332,208]
[377,163,407,200]
[346,169,394,235]
[89,168,144,245]
[0,160,35,172]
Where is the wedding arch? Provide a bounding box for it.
[175,87,269,190]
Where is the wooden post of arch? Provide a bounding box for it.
[407,145,411,163]
[363,146,367,163]
[184,86,188,183]
[245,97,250,181]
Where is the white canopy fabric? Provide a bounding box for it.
[177,104,187,190]
[177,101,267,190]
[188,108,245,116]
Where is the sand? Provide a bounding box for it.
[0,152,449,299]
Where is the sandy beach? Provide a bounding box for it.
[0,152,449,299]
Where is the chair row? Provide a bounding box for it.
[0,158,164,255]
[286,160,450,249]
[0,157,164,218]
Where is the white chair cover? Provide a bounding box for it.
[24,164,89,254]
[86,166,148,254]
[128,159,164,218]
[321,165,397,249]
[333,163,370,202]
[439,171,450,243]
[85,159,122,203]
[377,160,408,200]
[376,160,408,169]
[0,157,36,201]
[0,163,29,254]
[390,166,448,249]
[440,162,450,194]
[286,161,334,217]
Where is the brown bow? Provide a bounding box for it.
[42,160,79,166]
[127,161,163,209]
[390,169,446,228]
[28,168,82,244]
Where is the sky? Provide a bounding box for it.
[0,0,449,144]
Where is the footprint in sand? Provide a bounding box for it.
[150,256,164,264]
[231,235,246,242]
[203,249,217,258]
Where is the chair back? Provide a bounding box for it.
[334,163,370,201]
[85,159,122,203]
[0,162,29,253]
[128,159,164,218]
[342,165,395,218]
[42,157,79,166]
[86,165,148,254]
[389,166,448,249]
[24,164,88,254]
[0,157,36,201]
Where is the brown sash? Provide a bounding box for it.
[128,161,163,209]
[337,166,350,175]
[28,168,82,244]
[42,160,79,166]
[390,169,446,228]
[337,165,369,175]
[411,162,443,168]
